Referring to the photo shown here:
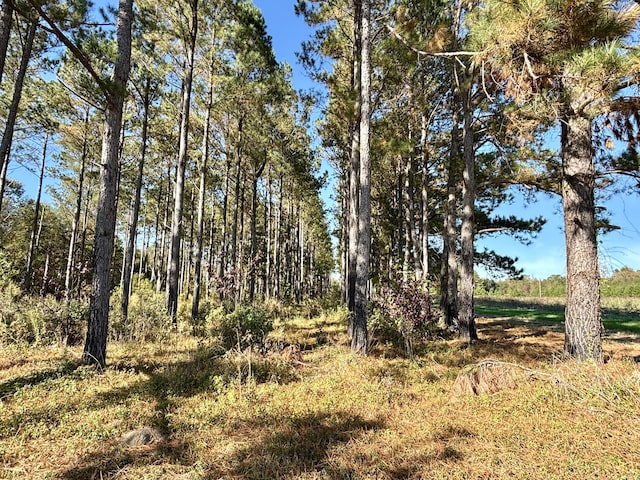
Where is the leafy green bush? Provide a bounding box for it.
[208,304,273,351]
[0,287,88,346]
[110,279,172,342]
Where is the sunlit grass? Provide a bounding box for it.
[476,296,640,333]
[1,306,639,479]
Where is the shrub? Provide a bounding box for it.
[110,279,172,342]
[370,281,437,357]
[0,288,88,346]
[208,304,273,351]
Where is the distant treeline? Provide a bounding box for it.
[477,267,640,297]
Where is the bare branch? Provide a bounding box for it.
[385,24,480,58]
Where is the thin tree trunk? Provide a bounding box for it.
[0,0,13,84]
[561,111,602,361]
[121,77,151,321]
[352,0,371,354]
[238,179,246,303]
[156,164,171,293]
[206,200,216,300]
[230,118,243,289]
[458,88,478,342]
[274,175,283,298]
[40,250,50,296]
[440,103,460,329]
[166,0,198,323]
[83,0,133,367]
[248,156,267,302]
[403,155,420,282]
[347,0,362,319]
[0,18,37,211]
[218,151,231,280]
[77,176,93,295]
[420,113,429,282]
[23,132,48,291]
[265,172,273,298]
[151,183,162,283]
[192,48,214,322]
[340,176,348,303]
[184,190,196,299]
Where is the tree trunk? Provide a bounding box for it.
[340,177,348,303]
[0,18,37,211]
[192,50,214,323]
[237,179,247,303]
[352,0,371,354]
[347,0,362,319]
[166,0,198,322]
[0,0,13,84]
[230,118,243,290]
[561,112,602,362]
[156,164,171,293]
[440,104,460,329]
[248,156,267,302]
[83,0,133,368]
[265,173,273,298]
[218,151,231,281]
[65,113,89,299]
[458,88,478,342]
[23,131,48,291]
[122,77,151,321]
[77,175,94,295]
[420,113,429,282]
[274,175,283,298]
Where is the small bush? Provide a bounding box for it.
[209,304,273,351]
[370,280,437,357]
[110,279,172,342]
[0,287,88,346]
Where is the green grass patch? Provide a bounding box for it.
[476,296,640,333]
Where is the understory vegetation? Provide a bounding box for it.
[1,284,639,479]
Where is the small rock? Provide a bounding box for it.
[119,427,165,446]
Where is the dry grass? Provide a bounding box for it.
[1,310,639,479]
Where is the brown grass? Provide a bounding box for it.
[1,311,639,479]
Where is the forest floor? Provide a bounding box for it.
[1,304,639,479]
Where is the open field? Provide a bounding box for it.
[476,296,640,334]
[1,306,639,479]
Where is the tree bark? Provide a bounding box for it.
[347,0,362,320]
[352,0,371,354]
[218,150,231,280]
[192,48,214,322]
[230,117,243,294]
[65,111,89,299]
[458,88,478,342]
[420,113,429,282]
[166,0,198,323]
[248,155,267,302]
[121,77,151,321]
[0,0,13,84]
[0,18,36,211]
[561,111,603,361]
[83,0,133,368]
[156,164,171,293]
[440,104,460,329]
[23,132,48,291]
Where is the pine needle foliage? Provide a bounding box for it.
[467,0,640,114]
